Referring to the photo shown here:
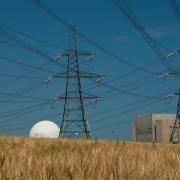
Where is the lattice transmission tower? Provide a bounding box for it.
[170,90,180,143]
[52,26,103,139]
[158,52,180,143]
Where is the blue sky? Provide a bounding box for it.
[0,0,180,140]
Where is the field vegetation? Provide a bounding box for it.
[0,136,179,179]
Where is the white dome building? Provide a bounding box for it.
[29,120,60,138]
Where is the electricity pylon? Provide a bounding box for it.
[159,69,180,143]
[157,50,180,143]
[170,90,180,143]
[49,26,103,138]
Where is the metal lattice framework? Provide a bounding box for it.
[52,26,103,138]
[170,90,180,143]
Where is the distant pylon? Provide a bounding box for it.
[169,90,180,143]
[58,26,102,138]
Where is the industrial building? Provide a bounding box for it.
[132,114,176,143]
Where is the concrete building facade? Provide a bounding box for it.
[132,114,176,143]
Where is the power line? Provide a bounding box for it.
[30,0,174,101]
[89,87,179,124]
[92,105,176,132]
[0,73,46,80]
[0,55,58,74]
[0,94,64,125]
[0,91,49,101]
[2,104,175,136]
[0,80,43,104]
[0,26,65,69]
[31,0,158,76]
[0,112,61,133]
[0,109,62,132]
[3,24,66,50]
[0,99,64,133]
[30,0,180,101]
[169,0,180,24]
[112,0,178,79]
[0,102,49,120]
[0,26,94,81]
[91,98,164,126]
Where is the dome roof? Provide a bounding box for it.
[29,120,60,138]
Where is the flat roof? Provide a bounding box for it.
[137,114,175,118]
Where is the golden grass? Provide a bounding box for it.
[0,136,180,179]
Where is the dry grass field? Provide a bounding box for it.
[0,137,180,179]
